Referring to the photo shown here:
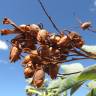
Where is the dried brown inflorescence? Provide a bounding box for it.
[0,18,84,88]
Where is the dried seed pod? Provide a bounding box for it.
[39,45,50,57]
[30,50,38,55]
[37,29,49,44]
[49,47,60,56]
[30,50,38,58]
[32,69,45,88]
[22,55,31,64]
[74,14,92,30]
[18,24,34,32]
[49,64,60,79]
[10,46,21,63]
[27,61,34,68]
[74,38,84,48]
[22,60,34,68]
[68,32,84,48]
[0,29,15,35]
[50,35,60,44]
[80,22,91,30]
[30,24,41,32]
[3,18,11,24]
[24,67,34,78]
[57,35,69,47]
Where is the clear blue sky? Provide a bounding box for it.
[0,0,96,96]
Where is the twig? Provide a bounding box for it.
[71,48,89,57]
[57,57,89,63]
[38,0,61,33]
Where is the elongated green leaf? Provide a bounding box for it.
[78,64,96,81]
[86,89,96,96]
[61,63,84,74]
[56,74,80,94]
[70,82,84,96]
[86,91,92,96]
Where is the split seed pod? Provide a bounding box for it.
[32,69,45,88]
[10,46,21,63]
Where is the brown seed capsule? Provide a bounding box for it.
[0,29,14,35]
[10,46,21,63]
[49,64,60,79]
[30,50,38,56]
[80,22,91,30]
[37,29,49,44]
[57,35,69,46]
[39,45,50,57]
[22,55,31,64]
[30,24,41,32]
[19,24,27,32]
[50,35,61,44]
[24,67,34,78]
[3,18,11,24]
[32,69,45,88]
[69,32,84,48]
[49,47,60,56]
[27,61,34,67]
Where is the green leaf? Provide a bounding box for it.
[56,74,80,94]
[81,45,96,53]
[61,63,84,74]
[86,89,96,96]
[70,82,84,96]
[47,78,62,90]
[78,64,96,81]
[86,91,92,96]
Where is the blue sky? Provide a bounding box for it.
[0,0,96,96]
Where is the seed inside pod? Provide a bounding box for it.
[24,67,34,78]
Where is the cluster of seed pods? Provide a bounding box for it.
[0,18,84,88]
